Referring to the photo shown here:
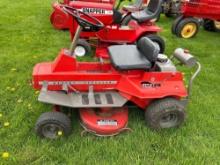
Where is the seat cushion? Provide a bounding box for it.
[131,10,154,23]
[108,45,152,70]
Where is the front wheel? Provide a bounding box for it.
[171,15,184,35]
[145,97,186,130]
[74,39,91,57]
[144,34,165,53]
[175,17,200,38]
[35,111,72,139]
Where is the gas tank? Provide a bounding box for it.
[69,1,115,25]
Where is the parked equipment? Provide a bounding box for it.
[172,0,220,38]
[50,0,160,30]
[60,1,164,57]
[33,8,201,139]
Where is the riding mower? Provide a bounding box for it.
[50,0,149,30]
[33,8,201,139]
[56,1,165,57]
[171,0,220,38]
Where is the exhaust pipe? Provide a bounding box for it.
[173,48,201,105]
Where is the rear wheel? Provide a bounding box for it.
[144,34,165,53]
[74,39,91,57]
[175,18,200,38]
[35,111,72,139]
[145,97,186,130]
[203,19,220,32]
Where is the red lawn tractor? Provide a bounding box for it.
[33,9,201,139]
[55,1,165,57]
[50,0,149,30]
[172,0,220,38]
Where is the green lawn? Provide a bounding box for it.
[0,0,220,164]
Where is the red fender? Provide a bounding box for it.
[50,2,70,30]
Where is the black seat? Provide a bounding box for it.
[108,37,159,70]
[122,0,143,12]
[131,0,162,23]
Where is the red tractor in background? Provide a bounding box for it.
[33,9,201,138]
[50,0,149,30]
[172,0,220,38]
[51,0,165,57]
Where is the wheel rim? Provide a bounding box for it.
[214,21,220,30]
[181,23,197,38]
[74,46,86,57]
[42,123,63,139]
[159,112,178,128]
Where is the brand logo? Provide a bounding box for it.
[141,81,161,88]
[81,8,113,15]
[39,81,117,85]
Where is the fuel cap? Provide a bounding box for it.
[157,54,168,63]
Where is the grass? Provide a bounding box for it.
[0,0,220,164]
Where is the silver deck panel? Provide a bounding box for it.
[38,90,127,108]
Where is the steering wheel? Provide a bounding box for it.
[62,5,104,31]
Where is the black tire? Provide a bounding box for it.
[145,97,186,130]
[171,15,184,35]
[74,39,91,57]
[175,17,200,38]
[35,111,72,139]
[144,34,165,53]
[203,19,220,32]
[165,12,175,17]
[121,15,132,25]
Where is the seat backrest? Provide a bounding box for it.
[137,37,159,62]
[113,9,122,24]
[146,0,162,13]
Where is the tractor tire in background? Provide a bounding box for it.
[165,12,176,18]
[144,34,165,53]
[203,19,220,32]
[35,111,72,139]
[171,15,184,34]
[145,97,186,130]
[175,17,200,38]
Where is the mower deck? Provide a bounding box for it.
[79,107,129,136]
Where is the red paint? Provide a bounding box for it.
[33,49,187,109]
[79,107,128,135]
[51,3,161,58]
[181,0,220,21]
